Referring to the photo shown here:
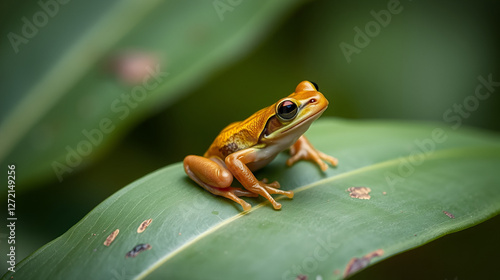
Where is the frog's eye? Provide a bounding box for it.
[310,81,319,91]
[277,100,298,121]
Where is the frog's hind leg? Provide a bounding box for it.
[225,149,294,210]
[183,155,257,211]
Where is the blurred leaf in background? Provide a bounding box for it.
[0,0,303,189]
[0,0,304,272]
[1,0,499,278]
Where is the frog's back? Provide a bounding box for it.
[204,106,273,159]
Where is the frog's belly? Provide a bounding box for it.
[246,136,298,171]
[247,155,277,172]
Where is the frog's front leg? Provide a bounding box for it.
[287,136,338,171]
[225,149,294,210]
[184,155,258,211]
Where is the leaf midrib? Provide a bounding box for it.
[137,144,500,279]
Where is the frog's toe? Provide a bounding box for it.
[319,151,338,167]
[260,183,293,199]
[240,201,252,212]
[260,179,280,189]
[315,158,329,172]
[222,189,253,211]
[286,151,304,167]
[280,189,294,199]
[271,201,282,210]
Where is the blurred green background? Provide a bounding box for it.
[1,0,499,278]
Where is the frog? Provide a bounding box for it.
[183,81,338,211]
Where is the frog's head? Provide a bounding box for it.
[261,81,329,141]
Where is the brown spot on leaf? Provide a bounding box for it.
[126,244,152,258]
[137,218,153,233]
[103,229,119,246]
[443,211,455,219]
[295,275,307,280]
[347,187,371,200]
[344,249,384,278]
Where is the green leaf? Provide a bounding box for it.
[4,118,500,280]
[0,0,303,187]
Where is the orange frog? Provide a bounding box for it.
[184,81,338,211]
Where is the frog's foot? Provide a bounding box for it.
[261,180,294,198]
[196,185,257,211]
[225,149,295,211]
[245,180,294,210]
[287,136,338,171]
[214,187,258,212]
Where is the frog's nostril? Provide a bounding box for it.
[309,98,317,104]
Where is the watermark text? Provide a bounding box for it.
[6,165,17,273]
